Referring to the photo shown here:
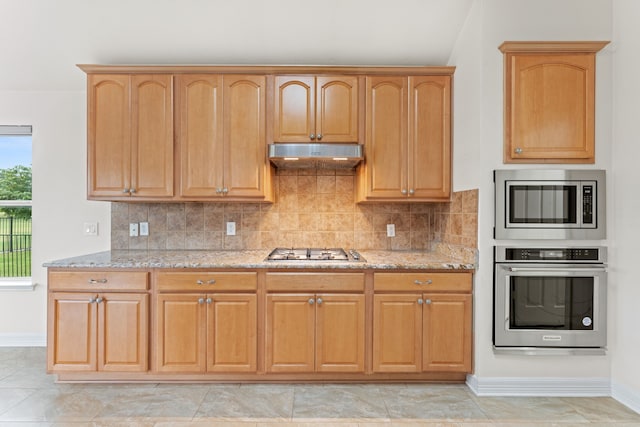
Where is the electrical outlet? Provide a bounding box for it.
[139,222,149,236]
[386,223,396,237]
[226,221,236,236]
[83,222,98,236]
[129,223,139,237]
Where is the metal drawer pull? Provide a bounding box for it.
[196,279,216,285]
[206,298,212,304]
[96,297,104,304]
[89,297,96,303]
[198,298,205,304]
[316,297,323,305]
[414,279,433,285]
[417,298,423,305]
[308,298,315,305]
[88,278,108,284]
[425,299,432,304]
[508,267,607,273]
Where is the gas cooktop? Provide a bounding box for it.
[265,248,364,262]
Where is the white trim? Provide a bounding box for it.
[0,278,36,291]
[0,333,46,347]
[466,374,611,396]
[612,381,640,415]
[0,200,32,207]
[0,125,32,135]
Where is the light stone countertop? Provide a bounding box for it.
[43,248,476,270]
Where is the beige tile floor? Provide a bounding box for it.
[0,348,639,426]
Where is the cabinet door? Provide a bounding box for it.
[422,293,472,373]
[176,75,224,197]
[362,76,408,199]
[316,76,359,142]
[273,76,315,142]
[265,294,315,373]
[156,294,206,372]
[130,74,174,197]
[87,74,131,198]
[224,75,268,198]
[409,76,451,200]
[47,292,97,372]
[506,53,596,163]
[206,293,257,372]
[98,293,149,372]
[315,294,365,373]
[373,294,422,373]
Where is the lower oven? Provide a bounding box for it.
[493,246,607,350]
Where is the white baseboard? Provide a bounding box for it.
[0,333,46,347]
[466,374,611,396]
[612,381,640,415]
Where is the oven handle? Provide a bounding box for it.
[508,267,607,273]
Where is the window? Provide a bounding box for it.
[0,125,33,290]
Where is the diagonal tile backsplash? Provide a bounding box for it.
[112,168,478,251]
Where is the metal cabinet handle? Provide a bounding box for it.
[401,189,408,195]
[129,188,136,194]
[206,298,212,304]
[417,298,424,305]
[96,297,104,304]
[122,188,130,194]
[515,147,523,154]
[88,278,108,284]
[310,134,315,140]
[198,297,205,304]
[425,299,432,304]
[409,189,415,195]
[308,298,315,305]
[196,280,204,285]
[216,187,222,194]
[89,297,96,303]
[207,279,216,285]
[222,187,229,194]
[414,279,433,285]
[317,133,323,140]
[316,297,323,305]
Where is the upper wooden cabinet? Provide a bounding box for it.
[87,74,174,199]
[273,75,359,143]
[500,41,609,163]
[356,75,451,202]
[175,74,273,201]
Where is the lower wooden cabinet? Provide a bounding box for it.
[47,292,148,372]
[265,293,365,373]
[155,293,257,373]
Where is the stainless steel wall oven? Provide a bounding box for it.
[493,246,607,351]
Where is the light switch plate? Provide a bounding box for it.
[226,221,236,236]
[129,223,139,237]
[83,222,98,236]
[386,223,396,237]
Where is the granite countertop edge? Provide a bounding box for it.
[43,249,477,271]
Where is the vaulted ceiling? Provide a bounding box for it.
[0,0,474,91]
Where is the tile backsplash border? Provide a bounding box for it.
[111,169,478,253]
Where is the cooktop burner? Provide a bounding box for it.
[266,248,363,262]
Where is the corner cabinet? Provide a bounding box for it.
[500,41,609,163]
[273,75,360,143]
[175,75,273,201]
[87,74,174,199]
[356,74,452,202]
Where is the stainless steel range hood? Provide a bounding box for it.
[268,143,363,169]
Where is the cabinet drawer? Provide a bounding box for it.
[156,271,257,291]
[48,270,149,291]
[373,272,472,292]
[266,273,364,292]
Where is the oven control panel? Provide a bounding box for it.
[497,247,605,263]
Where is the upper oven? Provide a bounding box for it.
[494,169,606,240]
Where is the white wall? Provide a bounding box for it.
[611,0,640,405]
[451,0,615,384]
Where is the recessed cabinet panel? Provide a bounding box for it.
[365,76,407,198]
[224,75,267,198]
[88,75,130,197]
[177,75,224,197]
[274,76,315,142]
[316,76,359,142]
[131,75,174,197]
